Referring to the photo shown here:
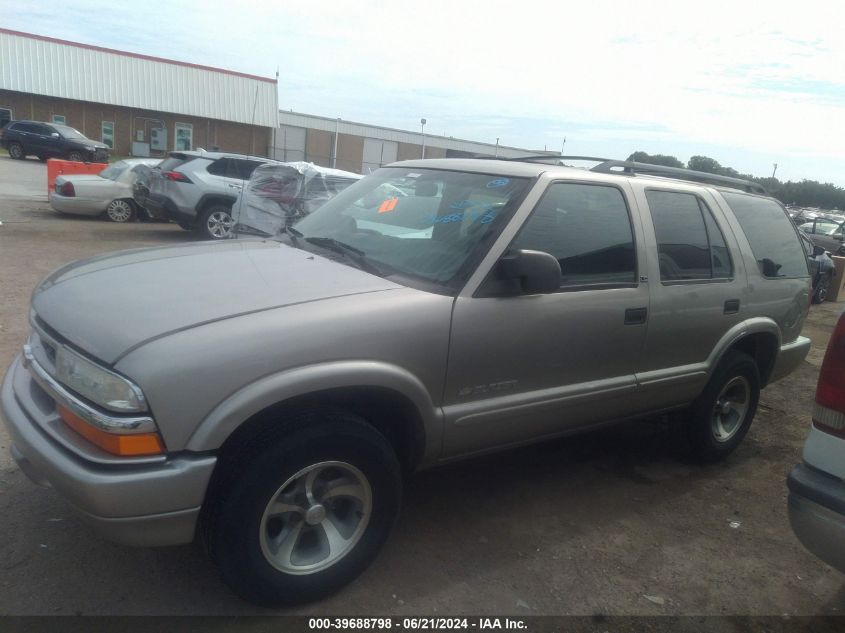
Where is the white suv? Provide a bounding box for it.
[788,311,845,573]
[139,151,276,239]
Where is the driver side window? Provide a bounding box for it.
[510,182,636,288]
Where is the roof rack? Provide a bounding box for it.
[487,154,768,195]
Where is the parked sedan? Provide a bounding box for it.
[799,216,845,256]
[50,159,161,222]
[788,310,845,573]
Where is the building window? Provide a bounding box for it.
[0,107,12,128]
[52,114,66,125]
[175,122,193,151]
[102,121,114,149]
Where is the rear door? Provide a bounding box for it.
[632,185,746,409]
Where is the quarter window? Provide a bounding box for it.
[647,190,733,281]
[721,191,808,278]
[511,183,636,288]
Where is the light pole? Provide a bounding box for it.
[495,137,499,157]
[772,163,778,179]
[420,118,427,159]
[332,117,340,168]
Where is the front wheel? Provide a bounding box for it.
[204,410,402,606]
[198,205,235,239]
[105,199,135,222]
[685,350,760,462]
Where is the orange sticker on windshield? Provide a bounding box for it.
[378,198,399,213]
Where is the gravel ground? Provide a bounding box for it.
[0,155,842,616]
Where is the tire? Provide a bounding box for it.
[197,204,235,239]
[685,350,760,462]
[813,273,832,304]
[204,409,402,607]
[7,142,24,160]
[67,150,84,162]
[105,199,135,223]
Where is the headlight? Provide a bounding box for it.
[55,346,147,412]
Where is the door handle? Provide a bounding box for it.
[724,299,740,314]
[624,307,648,325]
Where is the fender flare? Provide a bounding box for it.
[706,316,781,383]
[185,360,442,461]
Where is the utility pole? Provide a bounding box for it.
[495,138,499,157]
[772,163,778,179]
[420,118,427,159]
[332,117,340,168]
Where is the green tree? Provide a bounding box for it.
[627,151,684,168]
[687,155,724,174]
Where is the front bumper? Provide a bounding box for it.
[787,463,845,573]
[1,354,216,546]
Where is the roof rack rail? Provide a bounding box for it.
[590,159,767,194]
[488,154,768,195]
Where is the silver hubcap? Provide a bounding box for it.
[207,211,234,238]
[108,200,132,222]
[259,461,372,575]
[711,376,751,442]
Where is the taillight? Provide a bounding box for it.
[813,312,845,437]
[164,171,191,183]
[59,181,75,197]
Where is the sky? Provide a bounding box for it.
[3,0,845,186]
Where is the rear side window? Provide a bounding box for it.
[721,191,809,278]
[511,182,636,288]
[158,154,190,172]
[647,190,733,281]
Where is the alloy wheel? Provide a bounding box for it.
[106,200,133,222]
[206,210,234,238]
[711,376,751,443]
[259,461,373,575]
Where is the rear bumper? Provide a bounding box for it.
[49,194,107,215]
[769,335,811,383]
[787,463,845,573]
[1,355,216,546]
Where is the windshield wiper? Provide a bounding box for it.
[303,236,384,276]
[283,225,302,246]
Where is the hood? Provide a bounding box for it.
[32,240,402,364]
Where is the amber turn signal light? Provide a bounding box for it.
[58,405,165,456]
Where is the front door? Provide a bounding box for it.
[442,180,649,457]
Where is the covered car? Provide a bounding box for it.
[50,158,161,222]
[232,162,361,237]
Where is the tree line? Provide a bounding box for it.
[627,151,844,210]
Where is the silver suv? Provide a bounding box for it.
[1,157,812,606]
[141,150,275,239]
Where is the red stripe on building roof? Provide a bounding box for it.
[0,28,277,84]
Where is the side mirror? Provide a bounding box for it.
[50,132,60,138]
[499,249,561,294]
[814,244,826,257]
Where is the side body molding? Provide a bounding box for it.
[185,360,443,463]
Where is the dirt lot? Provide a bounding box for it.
[0,155,843,616]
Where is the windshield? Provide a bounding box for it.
[52,124,87,140]
[293,167,531,288]
[99,162,129,180]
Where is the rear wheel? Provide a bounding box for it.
[813,273,832,304]
[198,204,235,239]
[685,350,760,462]
[67,150,84,162]
[8,142,24,159]
[204,410,402,607]
[105,199,135,223]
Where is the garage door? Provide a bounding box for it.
[362,138,398,174]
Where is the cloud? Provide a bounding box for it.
[5,0,845,184]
